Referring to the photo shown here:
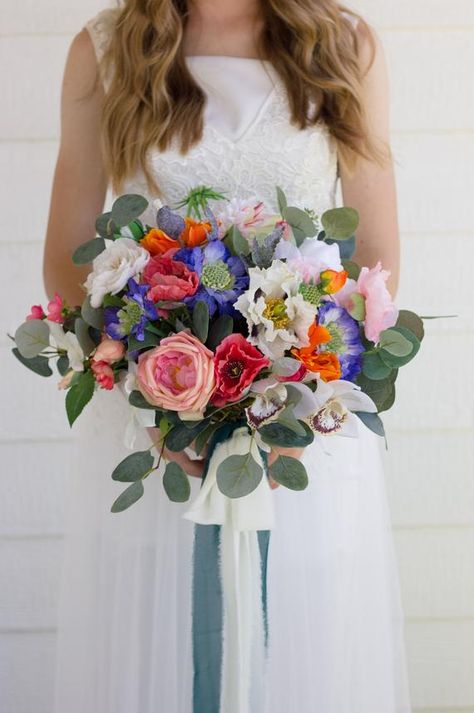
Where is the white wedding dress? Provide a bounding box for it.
[53,9,411,713]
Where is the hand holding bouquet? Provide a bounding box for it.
[11,186,425,511]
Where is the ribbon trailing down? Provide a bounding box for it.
[184,425,275,713]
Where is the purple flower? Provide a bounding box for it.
[317,301,364,381]
[104,278,157,342]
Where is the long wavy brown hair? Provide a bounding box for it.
[100,0,388,195]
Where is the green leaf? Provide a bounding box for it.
[342,259,361,280]
[276,186,288,214]
[291,225,306,247]
[194,422,219,456]
[111,194,149,227]
[96,211,116,238]
[111,481,144,513]
[355,372,397,412]
[270,456,308,491]
[378,381,396,413]
[206,314,233,351]
[362,351,393,380]
[259,420,314,448]
[102,294,124,308]
[14,320,50,358]
[378,326,420,368]
[163,462,191,502]
[321,207,359,239]
[112,450,155,482]
[165,420,211,452]
[65,369,95,427]
[81,296,104,330]
[283,206,317,238]
[347,292,366,321]
[127,332,160,354]
[57,355,70,376]
[216,452,264,498]
[72,238,106,265]
[192,300,209,343]
[355,411,386,438]
[230,225,250,255]
[276,408,307,437]
[12,348,53,377]
[128,390,156,410]
[396,310,425,342]
[379,328,414,357]
[75,317,96,356]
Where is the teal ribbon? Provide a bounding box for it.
[192,423,270,713]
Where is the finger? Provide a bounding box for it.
[269,477,280,490]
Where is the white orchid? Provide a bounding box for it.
[121,367,156,450]
[235,260,317,360]
[305,379,377,439]
[47,321,85,372]
[84,237,150,308]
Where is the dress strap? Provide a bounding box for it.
[84,8,118,90]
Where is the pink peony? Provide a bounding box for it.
[136,331,215,416]
[26,304,45,321]
[337,262,398,343]
[91,360,115,390]
[143,256,199,303]
[46,292,65,323]
[211,334,269,407]
[93,338,125,364]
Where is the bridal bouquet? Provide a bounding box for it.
[11,186,424,512]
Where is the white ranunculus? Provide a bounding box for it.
[235,260,317,360]
[306,379,377,439]
[47,321,85,372]
[84,238,150,308]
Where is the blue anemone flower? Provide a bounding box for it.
[174,240,249,317]
[317,301,364,381]
[104,278,157,342]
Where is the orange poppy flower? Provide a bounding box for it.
[180,217,212,247]
[140,228,179,256]
[291,322,341,381]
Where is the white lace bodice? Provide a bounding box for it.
[85,9,342,215]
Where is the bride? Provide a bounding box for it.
[43,1,411,711]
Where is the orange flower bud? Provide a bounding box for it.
[140,228,179,256]
[319,269,348,295]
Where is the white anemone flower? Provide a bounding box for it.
[305,379,377,439]
[234,260,317,360]
[47,321,85,372]
[84,237,150,308]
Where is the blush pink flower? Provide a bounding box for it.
[337,262,398,343]
[26,304,45,321]
[93,338,125,364]
[91,360,115,390]
[143,256,199,303]
[46,292,65,323]
[136,331,215,416]
[211,334,269,407]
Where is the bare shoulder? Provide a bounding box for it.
[352,16,387,77]
[64,29,100,94]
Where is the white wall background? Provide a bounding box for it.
[0,1,473,711]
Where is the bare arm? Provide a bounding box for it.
[339,23,400,297]
[43,29,108,306]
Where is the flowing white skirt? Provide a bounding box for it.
[53,388,411,713]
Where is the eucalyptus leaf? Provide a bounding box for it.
[57,355,70,376]
[355,411,386,438]
[230,225,250,255]
[276,186,288,214]
[378,327,420,368]
[379,328,413,357]
[341,259,361,281]
[65,369,95,427]
[194,422,219,455]
[72,238,106,265]
[321,207,359,239]
[12,348,52,377]
[206,314,233,351]
[111,194,149,227]
[127,332,160,353]
[259,420,314,448]
[192,300,209,343]
[14,320,50,359]
[163,462,191,502]
[96,212,116,238]
[75,317,96,356]
[166,420,211,452]
[276,408,307,437]
[270,456,308,491]
[129,390,156,410]
[216,452,263,498]
[362,351,393,380]
[291,225,307,246]
[355,373,396,412]
[112,450,155,482]
[81,296,104,330]
[396,310,425,342]
[111,481,144,513]
[283,206,317,238]
[378,382,396,413]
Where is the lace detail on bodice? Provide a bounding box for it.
[85,8,341,216]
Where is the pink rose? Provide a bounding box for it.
[46,292,65,323]
[337,262,398,343]
[211,334,269,407]
[26,304,45,321]
[91,360,115,390]
[143,256,199,303]
[137,331,215,416]
[93,338,125,364]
